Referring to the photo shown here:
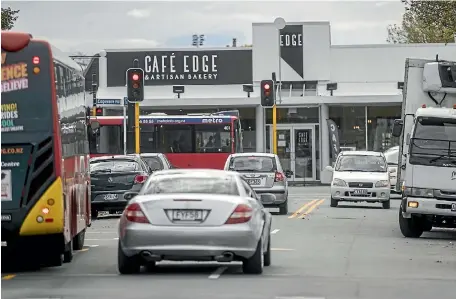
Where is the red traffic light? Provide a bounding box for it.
[263,83,270,90]
[132,73,139,81]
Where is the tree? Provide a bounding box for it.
[387,0,456,44]
[1,7,20,30]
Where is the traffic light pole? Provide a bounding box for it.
[272,104,277,154]
[135,103,140,154]
[126,101,136,154]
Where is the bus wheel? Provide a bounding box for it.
[42,252,63,268]
[63,241,73,263]
[73,230,85,251]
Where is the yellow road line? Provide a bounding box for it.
[288,199,318,218]
[2,274,16,280]
[298,199,325,219]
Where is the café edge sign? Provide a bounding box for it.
[106,49,253,87]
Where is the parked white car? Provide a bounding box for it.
[326,151,391,209]
[383,146,399,193]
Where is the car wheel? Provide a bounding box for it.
[117,241,140,274]
[279,202,288,215]
[73,230,85,251]
[264,234,271,267]
[382,199,390,209]
[399,205,423,238]
[91,209,98,220]
[242,239,264,274]
[63,240,73,263]
[330,197,338,207]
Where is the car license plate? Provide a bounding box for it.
[172,210,203,221]
[103,194,118,201]
[1,214,11,222]
[247,179,262,185]
[451,203,456,212]
[354,189,368,195]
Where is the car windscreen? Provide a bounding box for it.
[335,155,387,172]
[142,156,163,171]
[143,176,239,195]
[229,156,276,172]
[90,159,140,173]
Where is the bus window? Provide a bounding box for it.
[90,125,123,155]
[140,125,159,153]
[160,125,192,153]
[195,124,231,153]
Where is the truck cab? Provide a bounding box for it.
[392,58,456,238]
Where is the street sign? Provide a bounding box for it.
[96,98,129,106]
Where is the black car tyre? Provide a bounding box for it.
[382,199,391,209]
[264,234,271,267]
[91,209,98,220]
[330,197,338,207]
[399,205,423,238]
[117,241,140,274]
[242,238,263,274]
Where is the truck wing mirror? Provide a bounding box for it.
[392,119,403,137]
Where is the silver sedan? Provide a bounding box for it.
[117,170,274,275]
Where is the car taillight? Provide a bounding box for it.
[125,203,149,223]
[134,174,148,184]
[225,204,252,224]
[274,172,284,182]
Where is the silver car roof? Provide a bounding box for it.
[229,152,277,158]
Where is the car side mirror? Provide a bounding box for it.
[259,193,276,204]
[325,165,334,172]
[392,119,403,137]
[284,170,293,178]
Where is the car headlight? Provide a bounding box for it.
[375,180,390,188]
[332,178,347,187]
[403,187,434,198]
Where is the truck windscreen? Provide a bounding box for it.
[1,42,54,144]
[409,117,456,167]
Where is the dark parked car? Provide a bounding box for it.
[90,155,151,218]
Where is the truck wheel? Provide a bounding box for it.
[264,234,271,267]
[330,197,338,207]
[73,230,85,251]
[117,241,140,274]
[63,241,73,263]
[399,205,423,238]
[242,239,264,274]
[422,220,433,231]
[42,252,63,267]
[382,200,390,209]
[91,209,98,220]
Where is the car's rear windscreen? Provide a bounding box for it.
[229,156,277,172]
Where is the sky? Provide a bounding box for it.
[3,0,405,55]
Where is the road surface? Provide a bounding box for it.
[2,187,455,299]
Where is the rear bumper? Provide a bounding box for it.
[253,186,287,205]
[120,223,259,260]
[91,185,142,211]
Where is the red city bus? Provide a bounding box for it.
[89,112,243,169]
[1,32,92,268]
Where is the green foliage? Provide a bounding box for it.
[1,7,20,30]
[387,0,456,44]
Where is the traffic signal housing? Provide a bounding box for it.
[261,80,275,107]
[126,68,145,102]
[95,107,103,116]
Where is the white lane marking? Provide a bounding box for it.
[85,238,118,241]
[84,245,99,248]
[208,266,227,279]
[271,229,280,234]
[86,231,117,234]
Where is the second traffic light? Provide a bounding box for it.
[126,68,145,102]
[260,80,275,107]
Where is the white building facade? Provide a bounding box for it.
[92,21,456,184]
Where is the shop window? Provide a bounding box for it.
[367,105,401,152]
[266,107,319,124]
[328,106,366,152]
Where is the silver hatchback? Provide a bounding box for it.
[224,153,289,215]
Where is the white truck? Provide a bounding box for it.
[392,57,456,238]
